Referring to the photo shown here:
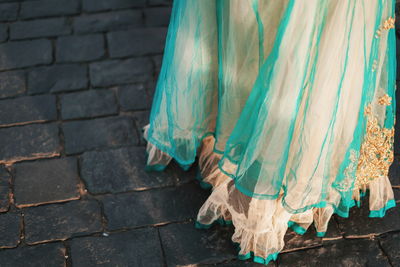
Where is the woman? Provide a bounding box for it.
[143,0,396,265]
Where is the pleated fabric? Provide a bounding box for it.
[144,0,397,264]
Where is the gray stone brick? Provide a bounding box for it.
[0,95,56,126]
[56,34,105,63]
[145,7,171,27]
[395,118,400,155]
[159,222,236,266]
[14,157,80,207]
[82,0,146,12]
[394,188,400,202]
[90,58,152,87]
[24,200,102,244]
[0,3,17,22]
[389,156,400,186]
[0,70,25,99]
[0,212,20,248]
[0,123,60,164]
[0,23,7,42]
[80,146,176,194]
[0,243,66,267]
[379,232,400,266]
[108,28,167,58]
[70,228,163,267]
[28,64,88,94]
[117,83,151,111]
[101,182,208,230]
[131,110,150,145]
[73,10,142,34]
[153,54,163,75]
[0,40,52,71]
[63,116,136,155]
[0,166,9,212]
[61,89,118,120]
[19,0,80,19]
[148,0,173,6]
[279,239,390,267]
[336,200,400,237]
[10,18,71,40]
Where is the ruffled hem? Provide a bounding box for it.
[143,125,396,264]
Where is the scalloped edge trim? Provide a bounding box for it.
[287,221,306,235]
[237,250,279,265]
[316,231,326,237]
[195,168,212,190]
[369,199,396,218]
[145,164,167,172]
[195,218,233,230]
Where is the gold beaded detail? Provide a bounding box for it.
[354,107,394,187]
[375,16,395,38]
[378,94,392,106]
[336,100,395,191]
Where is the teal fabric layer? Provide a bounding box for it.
[147,0,396,213]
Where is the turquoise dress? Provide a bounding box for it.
[144,0,397,265]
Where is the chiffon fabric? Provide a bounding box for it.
[143,0,397,264]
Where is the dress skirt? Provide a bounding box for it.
[143,0,397,264]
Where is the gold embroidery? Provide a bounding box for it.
[378,94,392,106]
[355,105,394,187]
[382,17,395,30]
[375,16,395,38]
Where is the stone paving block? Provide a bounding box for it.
[0,123,60,164]
[131,110,150,145]
[19,0,80,19]
[283,226,321,252]
[101,182,208,230]
[148,0,173,6]
[56,34,105,63]
[28,64,87,94]
[0,3,18,22]
[210,260,275,267]
[321,217,343,240]
[61,89,118,120]
[278,239,390,267]
[0,70,25,98]
[73,10,143,34]
[145,7,171,27]
[81,146,176,194]
[0,166,10,212]
[159,222,236,266]
[70,228,163,267]
[0,242,66,267]
[14,157,80,207]
[82,0,146,12]
[0,212,20,248]
[10,18,71,40]
[63,116,136,155]
[117,83,151,111]
[0,23,7,42]
[395,119,400,155]
[24,200,102,244]
[90,58,152,87]
[336,201,400,237]
[379,232,400,266]
[0,40,52,71]
[0,95,56,126]
[394,188,400,202]
[108,28,167,58]
[389,156,400,186]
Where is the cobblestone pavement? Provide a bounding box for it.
[0,1,399,266]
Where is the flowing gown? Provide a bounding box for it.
[143,0,397,264]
